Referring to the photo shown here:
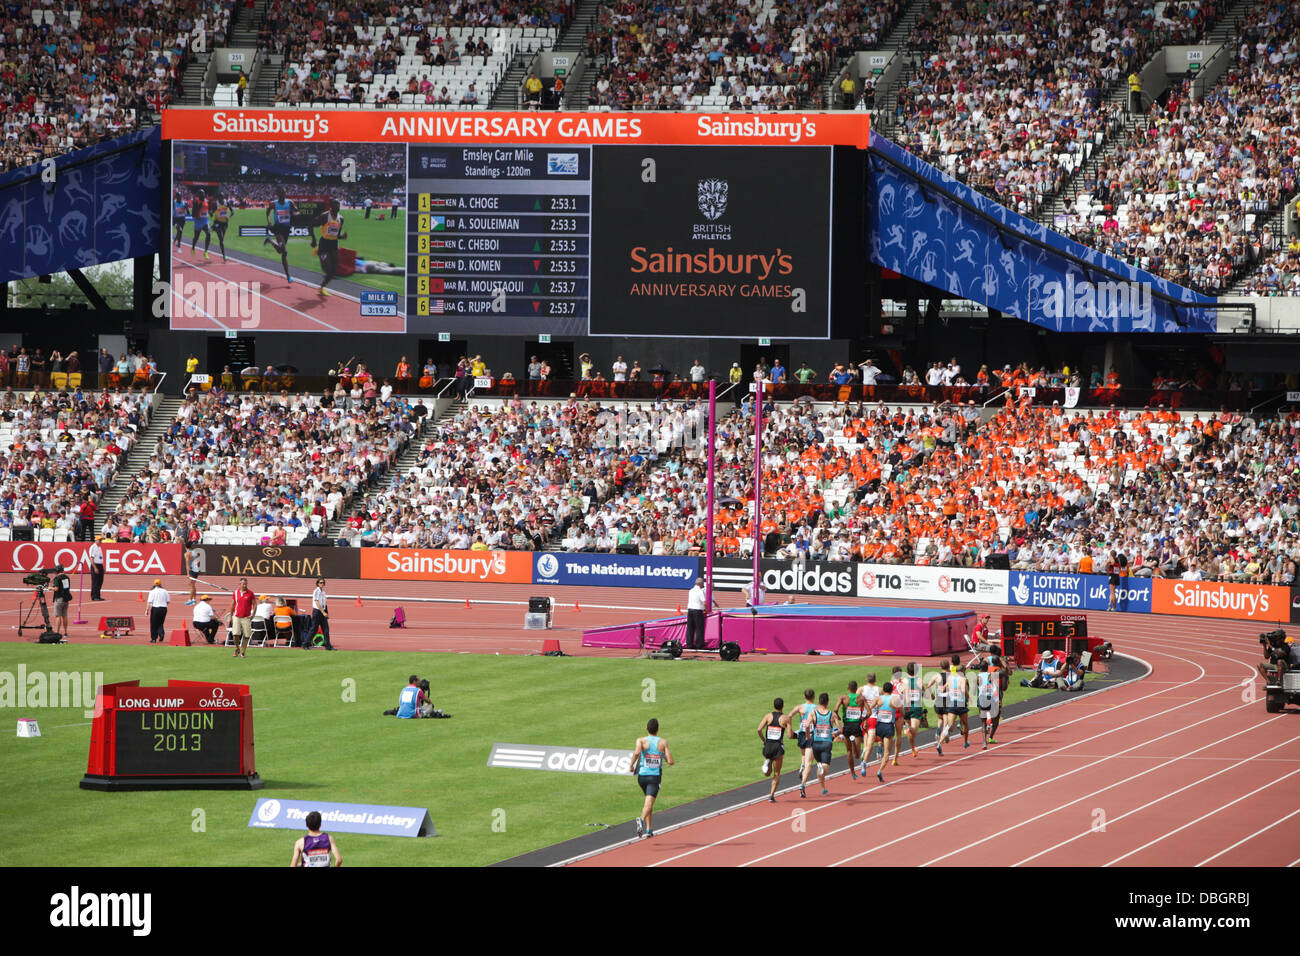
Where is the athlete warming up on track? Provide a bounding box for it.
[836,680,865,780]
[800,692,839,798]
[172,191,188,249]
[631,718,673,838]
[899,662,926,758]
[757,699,790,803]
[211,192,231,263]
[872,682,902,781]
[316,200,347,297]
[190,188,212,262]
[976,657,1004,748]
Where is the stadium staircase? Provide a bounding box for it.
[322,394,461,540]
[488,56,528,109]
[558,0,603,109]
[179,53,213,106]
[821,0,931,113]
[91,394,184,539]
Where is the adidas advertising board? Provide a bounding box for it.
[487,743,635,775]
[855,563,1008,603]
[710,558,856,596]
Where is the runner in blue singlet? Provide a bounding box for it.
[799,692,839,798]
[172,192,188,249]
[265,186,303,284]
[873,682,901,782]
[631,718,674,838]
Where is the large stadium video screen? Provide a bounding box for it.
[165,116,847,337]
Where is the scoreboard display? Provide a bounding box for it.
[113,708,244,775]
[408,145,592,334]
[162,110,868,337]
[81,679,262,791]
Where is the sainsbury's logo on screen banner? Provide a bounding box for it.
[161,110,869,148]
[0,542,180,575]
[359,548,531,584]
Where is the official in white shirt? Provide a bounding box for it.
[89,538,106,600]
[685,577,716,650]
[147,579,171,643]
[309,578,335,650]
[192,595,220,644]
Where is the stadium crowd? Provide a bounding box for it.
[0,0,232,172]
[571,395,1300,587]
[338,397,688,549]
[0,387,149,539]
[1057,30,1300,295]
[892,0,1227,217]
[98,389,416,545]
[582,0,904,112]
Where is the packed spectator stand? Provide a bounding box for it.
[582,0,904,112]
[0,386,149,543]
[0,0,231,171]
[99,389,421,546]
[1055,0,1300,295]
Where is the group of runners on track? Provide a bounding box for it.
[756,654,1011,802]
[172,186,349,296]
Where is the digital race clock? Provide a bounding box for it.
[80,679,262,791]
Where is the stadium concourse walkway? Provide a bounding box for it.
[492,655,1146,867]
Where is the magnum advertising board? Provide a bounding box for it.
[190,545,360,580]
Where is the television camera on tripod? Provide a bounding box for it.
[19,565,68,644]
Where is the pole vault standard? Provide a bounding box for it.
[705,379,717,611]
[752,379,763,603]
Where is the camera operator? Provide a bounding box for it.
[1259,629,1300,681]
[51,565,72,638]
[1056,653,1085,692]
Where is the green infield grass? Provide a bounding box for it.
[177,207,405,295]
[0,644,1064,867]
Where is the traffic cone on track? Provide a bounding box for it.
[465,598,471,610]
[137,592,144,602]
[355,595,363,607]
[573,602,581,613]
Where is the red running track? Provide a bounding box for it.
[5,572,1297,867]
[569,614,1300,868]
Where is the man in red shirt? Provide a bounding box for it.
[228,577,256,658]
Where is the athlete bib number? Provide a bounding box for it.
[304,849,330,868]
[877,710,894,726]
[814,722,831,741]
[977,680,995,708]
[641,753,662,771]
[766,726,783,741]
[846,707,862,721]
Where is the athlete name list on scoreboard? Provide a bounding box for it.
[406,145,593,335]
